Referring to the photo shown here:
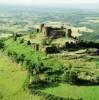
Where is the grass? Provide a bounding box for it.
[3,38,99,100]
[5,38,99,76]
[0,52,43,100]
[41,83,99,100]
[22,32,44,44]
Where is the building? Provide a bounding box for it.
[44,26,66,39]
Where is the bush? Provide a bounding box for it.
[13,36,17,41]
[7,51,12,56]
[0,39,4,49]
[62,70,78,84]
[27,40,31,45]
[96,76,99,84]
[42,38,52,45]
[41,39,47,45]
[20,38,24,43]
[0,92,3,100]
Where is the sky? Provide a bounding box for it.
[0,0,99,5]
[0,0,99,8]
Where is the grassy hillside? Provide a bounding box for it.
[0,52,43,100]
[3,37,99,100]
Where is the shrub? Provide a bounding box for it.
[20,38,24,43]
[62,70,78,84]
[41,39,47,45]
[7,51,12,56]
[42,38,52,45]
[0,93,3,100]
[95,76,99,84]
[27,40,31,45]
[13,36,17,41]
[0,39,4,49]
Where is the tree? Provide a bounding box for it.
[0,40,4,49]
[27,40,31,45]
[20,38,24,44]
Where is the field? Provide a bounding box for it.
[41,83,99,100]
[0,52,43,100]
[1,49,99,100]
[2,37,99,100]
